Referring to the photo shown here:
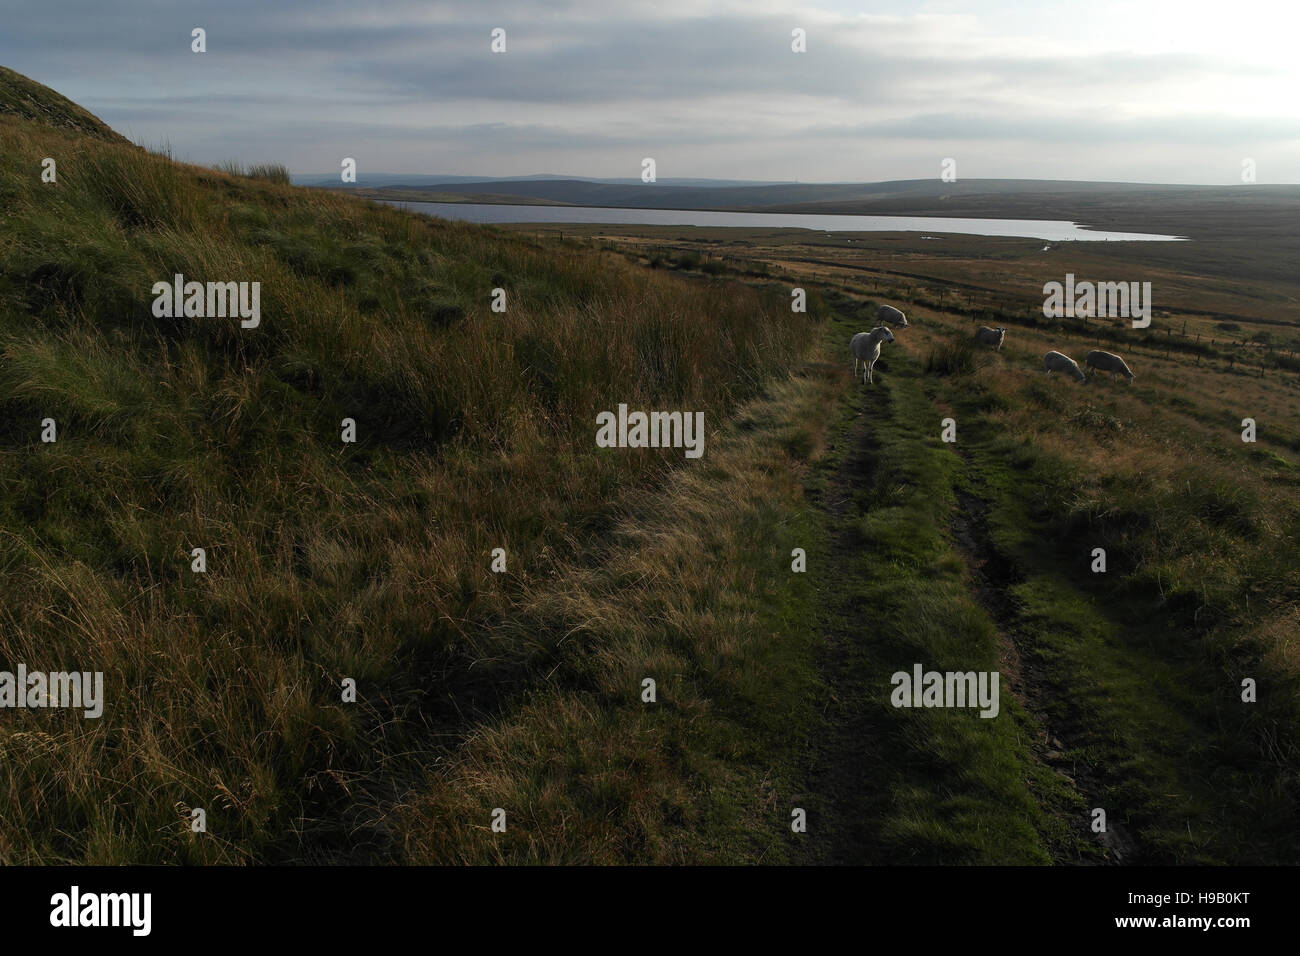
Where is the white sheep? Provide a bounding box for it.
[1043,350,1087,382]
[1084,349,1135,383]
[877,304,908,328]
[850,327,896,384]
[974,326,1006,350]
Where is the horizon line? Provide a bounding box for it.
[285,173,1300,189]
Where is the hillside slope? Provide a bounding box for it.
[0,68,822,862]
[0,65,133,146]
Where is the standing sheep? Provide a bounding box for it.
[1084,349,1135,383]
[877,304,908,328]
[850,327,896,384]
[974,326,1006,350]
[1043,350,1087,382]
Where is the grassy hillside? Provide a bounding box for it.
[0,66,133,146]
[0,75,822,862]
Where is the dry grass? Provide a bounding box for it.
[400,373,839,863]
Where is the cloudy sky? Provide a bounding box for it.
[4,0,1297,184]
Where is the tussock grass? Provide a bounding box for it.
[216,161,292,185]
[923,336,977,376]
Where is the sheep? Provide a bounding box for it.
[973,326,1006,350]
[850,327,896,384]
[877,304,908,328]
[1043,350,1087,382]
[1084,349,1135,383]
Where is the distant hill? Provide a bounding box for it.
[344,177,891,209]
[344,187,574,206]
[0,65,133,145]
[297,172,797,189]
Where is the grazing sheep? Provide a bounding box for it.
[850,327,896,384]
[877,304,908,328]
[974,326,1006,350]
[1084,349,1135,383]
[1043,350,1087,382]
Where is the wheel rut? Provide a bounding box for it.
[798,381,893,864]
[948,462,1138,864]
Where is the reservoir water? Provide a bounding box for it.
[381,201,1187,242]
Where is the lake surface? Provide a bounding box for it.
[381,201,1187,242]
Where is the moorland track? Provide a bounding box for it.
[796,303,1133,864]
[798,378,894,864]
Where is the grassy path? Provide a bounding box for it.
[793,312,1084,864]
[790,296,1298,864]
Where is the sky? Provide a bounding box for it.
[3,0,1297,184]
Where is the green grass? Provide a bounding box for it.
[926,352,1300,863]
[789,312,1090,864]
